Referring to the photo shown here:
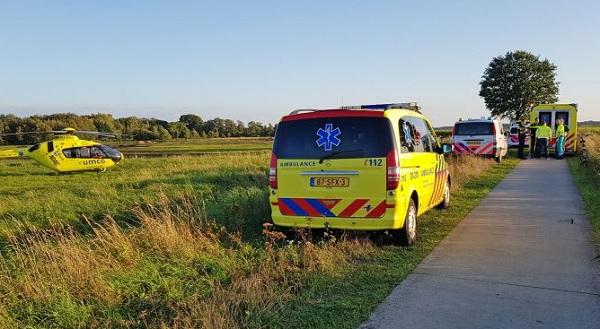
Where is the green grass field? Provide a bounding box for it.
[0,153,271,242]
[113,137,273,156]
[0,143,519,328]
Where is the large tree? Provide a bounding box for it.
[479,51,559,120]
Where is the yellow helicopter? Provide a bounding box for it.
[0,128,123,173]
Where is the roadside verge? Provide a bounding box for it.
[568,157,600,253]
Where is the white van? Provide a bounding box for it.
[508,123,529,148]
[452,118,508,162]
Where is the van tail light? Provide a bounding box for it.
[269,153,278,189]
[386,149,400,190]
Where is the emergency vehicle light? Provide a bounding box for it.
[340,102,421,112]
[289,102,421,115]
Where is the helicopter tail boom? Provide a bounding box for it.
[0,148,27,159]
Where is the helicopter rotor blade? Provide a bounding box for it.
[1,130,121,138]
[0,131,53,137]
[74,131,118,138]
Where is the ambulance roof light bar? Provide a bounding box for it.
[340,102,421,112]
[289,102,421,115]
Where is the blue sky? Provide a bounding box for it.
[1,0,599,126]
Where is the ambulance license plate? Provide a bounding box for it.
[310,177,349,187]
[466,140,481,145]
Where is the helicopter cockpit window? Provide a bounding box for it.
[99,145,120,158]
[62,147,106,159]
[89,147,106,158]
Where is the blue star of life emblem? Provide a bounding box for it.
[316,123,342,151]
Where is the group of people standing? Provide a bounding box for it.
[516,117,568,160]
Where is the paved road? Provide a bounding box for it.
[361,159,600,329]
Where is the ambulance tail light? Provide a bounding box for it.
[269,153,278,189]
[491,123,497,135]
[386,149,400,190]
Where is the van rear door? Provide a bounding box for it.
[452,122,495,155]
[273,116,393,218]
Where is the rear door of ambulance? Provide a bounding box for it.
[272,114,393,222]
[452,121,495,155]
[554,107,577,153]
[537,110,557,149]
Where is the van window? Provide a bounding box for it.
[400,116,434,153]
[538,112,552,126]
[424,120,438,149]
[454,122,494,135]
[273,117,394,159]
[555,111,569,126]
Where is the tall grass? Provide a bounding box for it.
[578,128,600,174]
[0,154,503,328]
[0,195,375,328]
[446,155,495,191]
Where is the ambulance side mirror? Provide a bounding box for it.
[436,143,453,155]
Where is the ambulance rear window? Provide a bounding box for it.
[273,117,394,159]
[454,122,494,135]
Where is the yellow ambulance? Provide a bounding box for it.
[269,103,453,245]
[530,103,578,154]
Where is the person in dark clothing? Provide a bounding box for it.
[529,117,540,158]
[517,118,528,159]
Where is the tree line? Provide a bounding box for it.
[0,113,276,145]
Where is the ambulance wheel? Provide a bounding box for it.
[436,179,450,209]
[393,199,417,246]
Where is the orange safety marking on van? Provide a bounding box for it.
[429,156,448,207]
[565,133,575,149]
[366,201,387,218]
[453,142,471,154]
[277,198,387,218]
[337,199,369,217]
[478,142,494,154]
[430,157,442,206]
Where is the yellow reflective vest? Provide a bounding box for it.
[556,124,565,137]
[536,125,552,139]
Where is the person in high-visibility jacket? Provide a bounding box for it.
[536,121,552,159]
[555,118,566,159]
